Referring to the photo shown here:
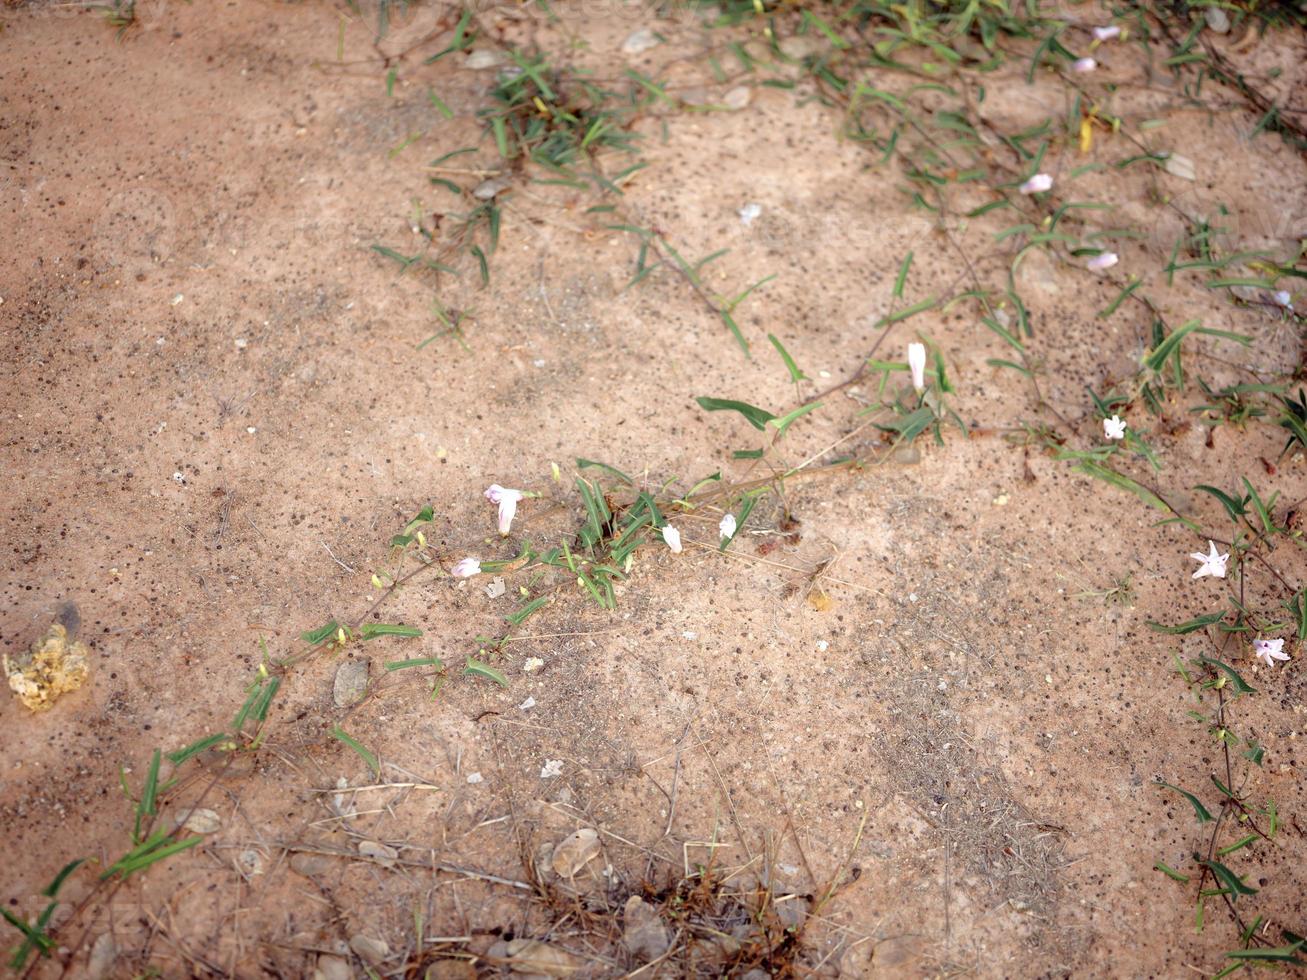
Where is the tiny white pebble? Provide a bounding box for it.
[172,472,185,484]
[246,426,257,434]
[234,338,248,349]
[682,631,697,641]
[519,695,536,711]
[171,293,184,305]
[908,592,919,603]
[738,202,763,226]
[156,337,165,345]
[523,657,544,673]
[466,772,483,784]
[816,640,829,651]
[540,759,564,779]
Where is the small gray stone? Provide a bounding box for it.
[621,896,670,962]
[1163,153,1196,181]
[290,853,335,877]
[314,953,353,980]
[779,35,825,59]
[488,938,581,976]
[773,895,807,930]
[358,840,398,868]
[722,86,751,110]
[87,933,116,980]
[465,49,505,70]
[349,934,390,966]
[473,177,511,200]
[175,807,221,834]
[1205,7,1230,32]
[333,659,369,707]
[622,28,659,55]
[550,828,600,878]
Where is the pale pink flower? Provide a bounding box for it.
[1019,173,1053,194]
[1092,25,1120,41]
[719,513,737,539]
[1087,252,1118,272]
[907,342,927,392]
[661,525,683,553]
[1071,57,1097,73]
[451,557,482,578]
[1103,415,1126,440]
[1272,290,1293,312]
[484,484,525,535]
[1190,541,1229,580]
[1253,638,1288,667]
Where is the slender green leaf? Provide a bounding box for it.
[695,397,776,431]
[1157,781,1214,823]
[768,334,808,383]
[331,726,380,778]
[464,656,508,687]
[384,656,444,672]
[1147,611,1225,634]
[359,623,423,640]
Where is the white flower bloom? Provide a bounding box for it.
[1103,415,1126,440]
[1190,541,1229,579]
[1087,251,1118,272]
[1019,173,1053,194]
[1253,638,1288,667]
[719,513,737,539]
[1092,25,1120,41]
[662,524,683,553]
[1272,290,1293,311]
[451,557,482,578]
[1071,57,1097,73]
[484,484,525,535]
[540,759,564,779]
[907,342,927,392]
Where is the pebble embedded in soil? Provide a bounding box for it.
[622,28,659,55]
[348,934,390,966]
[332,658,369,707]
[622,896,671,961]
[290,853,335,877]
[550,827,600,878]
[175,807,221,834]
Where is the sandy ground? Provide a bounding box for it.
[2,1,1306,977]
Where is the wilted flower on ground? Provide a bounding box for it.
[1272,290,1293,311]
[719,513,737,539]
[1087,252,1118,272]
[662,525,683,553]
[1092,25,1120,41]
[1103,415,1126,440]
[484,484,525,535]
[452,557,482,578]
[908,342,927,392]
[1019,173,1053,194]
[1072,57,1097,73]
[1253,638,1288,667]
[1190,541,1229,579]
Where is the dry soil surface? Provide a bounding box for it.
[2,2,1306,978]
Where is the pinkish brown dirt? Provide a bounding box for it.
[2,2,1305,978]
